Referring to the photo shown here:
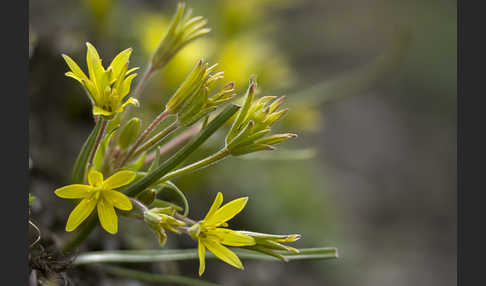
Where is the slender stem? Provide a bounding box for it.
[132,121,179,159]
[144,124,201,164]
[118,109,171,167]
[175,213,196,225]
[124,104,240,198]
[62,217,98,254]
[159,148,230,183]
[132,63,153,101]
[88,118,108,167]
[129,198,149,213]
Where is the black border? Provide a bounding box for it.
[0,0,472,284]
[459,0,486,285]
[2,0,28,284]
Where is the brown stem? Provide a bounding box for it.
[118,109,171,167]
[144,123,201,164]
[132,121,179,159]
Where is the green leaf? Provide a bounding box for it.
[98,265,220,286]
[93,127,118,171]
[74,247,339,265]
[124,104,240,197]
[71,118,105,184]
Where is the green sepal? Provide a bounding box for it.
[125,151,147,171]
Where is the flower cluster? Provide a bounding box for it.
[53,2,309,277]
[165,59,235,126]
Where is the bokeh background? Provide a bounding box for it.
[29,0,456,285]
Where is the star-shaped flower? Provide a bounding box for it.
[55,169,135,234]
[188,192,255,276]
[62,42,139,118]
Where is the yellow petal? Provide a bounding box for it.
[103,170,136,189]
[65,72,84,84]
[86,42,105,92]
[97,198,118,234]
[114,97,139,114]
[120,73,138,98]
[62,54,88,80]
[55,184,92,199]
[65,198,97,232]
[198,240,206,276]
[211,228,255,247]
[203,192,223,221]
[203,239,243,270]
[88,168,104,187]
[205,197,248,227]
[82,78,99,103]
[126,67,140,75]
[109,48,132,79]
[103,190,133,211]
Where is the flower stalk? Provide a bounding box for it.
[118,109,171,167]
[132,121,179,159]
[158,148,230,183]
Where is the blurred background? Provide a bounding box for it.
[29,0,456,285]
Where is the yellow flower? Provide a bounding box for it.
[188,192,255,276]
[62,42,139,118]
[55,169,136,234]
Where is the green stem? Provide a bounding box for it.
[159,148,229,183]
[98,265,220,286]
[132,121,179,159]
[132,63,153,101]
[124,104,240,198]
[118,109,171,167]
[62,217,98,254]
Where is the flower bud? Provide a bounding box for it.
[238,231,301,262]
[117,117,141,150]
[225,78,296,156]
[143,207,186,245]
[151,3,210,70]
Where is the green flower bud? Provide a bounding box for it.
[151,3,210,71]
[117,117,141,150]
[225,78,297,156]
[166,60,235,126]
[143,207,186,245]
